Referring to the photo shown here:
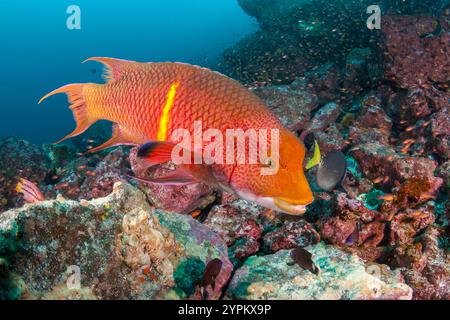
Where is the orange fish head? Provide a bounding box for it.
[228,129,314,215]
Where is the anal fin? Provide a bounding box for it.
[85,124,138,154]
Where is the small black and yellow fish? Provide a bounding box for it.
[307,141,347,191]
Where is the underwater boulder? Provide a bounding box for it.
[313,124,346,155]
[399,226,450,300]
[0,182,232,300]
[383,15,449,90]
[0,138,50,213]
[79,147,131,200]
[430,107,450,161]
[262,219,320,253]
[302,102,341,136]
[436,160,450,188]
[316,193,388,248]
[203,197,267,266]
[225,242,413,300]
[204,204,262,246]
[351,142,439,187]
[129,148,217,215]
[253,83,318,131]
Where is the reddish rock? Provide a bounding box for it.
[431,107,450,137]
[319,215,356,246]
[314,124,346,154]
[341,171,373,199]
[262,220,320,253]
[397,90,434,124]
[401,227,450,300]
[254,84,318,131]
[79,148,130,200]
[204,204,262,246]
[299,63,342,104]
[383,15,450,89]
[129,148,216,214]
[359,105,392,132]
[430,107,450,161]
[436,161,450,186]
[0,138,49,212]
[349,126,390,146]
[229,236,260,262]
[358,221,386,248]
[393,243,428,272]
[318,193,388,247]
[390,205,436,245]
[302,102,341,138]
[235,219,262,240]
[351,142,439,187]
[381,177,443,215]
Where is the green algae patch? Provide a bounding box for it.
[357,189,384,210]
[0,260,25,300]
[174,258,205,296]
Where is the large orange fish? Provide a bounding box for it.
[39,57,313,214]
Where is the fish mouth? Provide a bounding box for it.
[273,198,311,215]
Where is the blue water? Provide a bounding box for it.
[0,1,256,143]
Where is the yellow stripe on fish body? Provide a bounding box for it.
[157,82,180,141]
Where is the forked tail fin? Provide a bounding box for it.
[39,83,97,144]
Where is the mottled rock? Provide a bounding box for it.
[431,107,450,161]
[381,177,443,217]
[436,161,450,187]
[359,105,392,133]
[254,84,318,131]
[401,226,450,300]
[226,243,412,300]
[262,220,320,253]
[317,193,388,247]
[383,14,450,89]
[0,138,49,212]
[129,148,217,214]
[79,148,131,200]
[314,124,346,154]
[0,182,232,300]
[303,102,341,136]
[351,142,439,186]
[390,204,436,246]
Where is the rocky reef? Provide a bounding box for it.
[226,243,412,300]
[1,0,449,300]
[0,182,231,300]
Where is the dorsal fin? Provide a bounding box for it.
[83,57,136,82]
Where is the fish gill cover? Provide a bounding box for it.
[0,0,449,301]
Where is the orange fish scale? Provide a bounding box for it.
[89,62,281,146]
